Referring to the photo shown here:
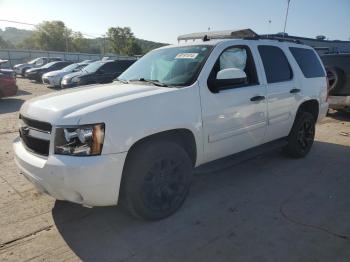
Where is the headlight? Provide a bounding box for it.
[54,123,105,156]
[72,77,80,83]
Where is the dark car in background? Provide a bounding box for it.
[0,68,17,98]
[25,61,73,82]
[61,59,135,88]
[321,53,350,112]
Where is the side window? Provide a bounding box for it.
[208,45,259,92]
[258,45,293,83]
[289,47,325,78]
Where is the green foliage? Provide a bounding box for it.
[0,36,14,49]
[106,27,134,55]
[1,22,168,55]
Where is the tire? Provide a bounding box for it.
[120,140,193,220]
[327,67,346,95]
[284,112,316,158]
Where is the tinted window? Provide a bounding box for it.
[100,62,118,73]
[289,47,325,78]
[258,45,293,83]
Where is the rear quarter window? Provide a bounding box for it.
[289,47,325,78]
[258,45,293,83]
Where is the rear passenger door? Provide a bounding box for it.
[257,45,299,142]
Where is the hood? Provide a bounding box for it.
[20,82,173,125]
[43,70,64,77]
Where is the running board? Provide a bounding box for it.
[195,138,288,174]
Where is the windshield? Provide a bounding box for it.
[83,61,105,73]
[41,61,57,68]
[28,58,40,64]
[118,45,213,86]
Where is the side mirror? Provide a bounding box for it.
[217,68,246,80]
[210,68,247,91]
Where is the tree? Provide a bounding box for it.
[106,27,135,55]
[71,32,90,53]
[0,36,14,49]
[127,40,142,56]
[20,21,73,51]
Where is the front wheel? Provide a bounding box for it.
[120,140,193,220]
[284,112,316,158]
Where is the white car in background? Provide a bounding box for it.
[13,57,62,76]
[42,62,91,88]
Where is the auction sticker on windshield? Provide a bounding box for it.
[175,53,199,59]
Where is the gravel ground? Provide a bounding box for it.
[0,78,349,262]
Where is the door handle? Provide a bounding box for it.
[250,95,265,102]
[290,88,301,94]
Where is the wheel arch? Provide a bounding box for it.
[297,99,319,121]
[126,128,198,166]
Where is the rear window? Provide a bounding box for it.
[258,45,293,83]
[289,47,325,78]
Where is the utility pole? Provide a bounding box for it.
[283,0,291,38]
[267,20,271,38]
[65,27,68,52]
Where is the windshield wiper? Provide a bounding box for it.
[129,78,168,87]
[115,78,129,84]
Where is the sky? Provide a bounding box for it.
[0,0,349,44]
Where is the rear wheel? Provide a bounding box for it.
[284,112,316,158]
[121,140,193,220]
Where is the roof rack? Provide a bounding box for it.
[177,28,304,44]
[177,28,258,42]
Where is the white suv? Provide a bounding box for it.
[14,29,328,220]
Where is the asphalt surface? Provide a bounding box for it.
[0,78,349,262]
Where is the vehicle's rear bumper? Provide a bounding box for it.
[13,137,127,207]
[318,102,329,122]
[328,96,350,110]
[0,84,18,97]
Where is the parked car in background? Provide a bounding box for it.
[61,59,135,88]
[42,61,91,88]
[14,29,328,220]
[0,67,17,98]
[13,57,62,76]
[25,61,73,82]
[321,53,350,112]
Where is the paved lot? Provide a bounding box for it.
[0,78,350,262]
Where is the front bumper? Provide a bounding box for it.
[61,80,78,89]
[26,73,38,80]
[14,68,22,75]
[13,137,127,206]
[42,76,60,87]
[328,96,350,110]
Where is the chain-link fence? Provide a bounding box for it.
[0,49,133,68]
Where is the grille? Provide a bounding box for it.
[20,115,52,132]
[19,115,51,156]
[43,78,50,84]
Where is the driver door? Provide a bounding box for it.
[199,44,268,162]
